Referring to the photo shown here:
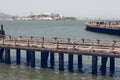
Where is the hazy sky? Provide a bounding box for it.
[0,0,120,19]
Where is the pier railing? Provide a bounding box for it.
[0,35,120,75]
[0,35,120,57]
[85,22,120,30]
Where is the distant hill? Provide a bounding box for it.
[0,12,12,20]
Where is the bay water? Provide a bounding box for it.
[0,20,120,80]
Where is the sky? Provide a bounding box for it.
[0,0,120,19]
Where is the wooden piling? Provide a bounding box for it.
[0,24,5,36]
[100,56,108,75]
[41,51,49,68]
[50,52,55,68]
[30,50,35,68]
[110,57,115,76]
[68,54,73,72]
[16,49,21,65]
[92,55,97,75]
[59,53,64,71]
[26,50,31,66]
[5,48,11,64]
[0,48,4,62]
[78,54,82,72]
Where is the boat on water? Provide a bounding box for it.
[85,21,120,36]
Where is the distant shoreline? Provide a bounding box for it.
[0,12,77,21]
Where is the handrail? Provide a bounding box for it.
[0,35,120,51]
[1,35,120,44]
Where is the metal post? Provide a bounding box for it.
[73,42,76,51]
[56,41,59,49]
[27,40,29,47]
[31,36,33,41]
[113,40,116,45]
[81,39,84,43]
[41,37,44,48]
[111,44,114,53]
[2,37,4,45]
[15,39,16,46]
[97,40,100,44]
[67,38,70,43]
[9,36,11,40]
[54,37,57,42]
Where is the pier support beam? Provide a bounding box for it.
[0,48,4,62]
[26,50,31,66]
[41,51,49,68]
[100,56,108,75]
[78,54,82,72]
[50,52,55,68]
[5,48,11,64]
[59,53,64,71]
[30,50,35,68]
[16,49,21,65]
[92,55,97,75]
[110,57,115,76]
[68,54,73,72]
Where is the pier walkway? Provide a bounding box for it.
[0,35,120,57]
[0,25,119,76]
[0,35,119,76]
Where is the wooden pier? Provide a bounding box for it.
[0,25,120,76]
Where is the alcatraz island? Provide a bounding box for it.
[12,13,77,21]
[0,12,76,21]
